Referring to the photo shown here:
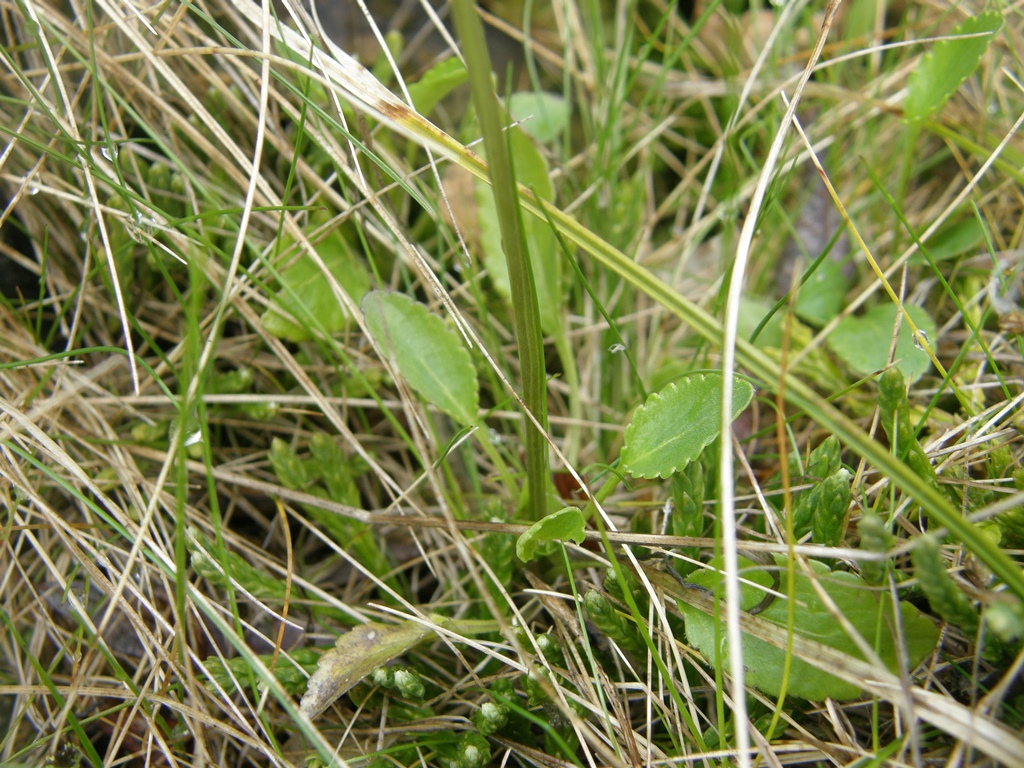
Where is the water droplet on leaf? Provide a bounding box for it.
[128,211,156,243]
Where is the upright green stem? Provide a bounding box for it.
[452,0,549,520]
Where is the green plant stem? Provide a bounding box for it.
[451,0,549,521]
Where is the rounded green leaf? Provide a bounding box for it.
[516,506,586,563]
[508,91,568,144]
[795,258,847,327]
[621,373,755,479]
[475,126,561,336]
[407,57,467,116]
[827,303,937,383]
[362,291,479,426]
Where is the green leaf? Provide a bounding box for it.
[827,303,937,383]
[911,216,986,265]
[407,57,467,116]
[621,373,755,479]
[738,298,785,348]
[680,556,940,701]
[508,91,568,144]
[904,12,1003,123]
[795,258,847,326]
[362,291,479,426]
[475,127,561,335]
[262,225,370,342]
[516,506,586,562]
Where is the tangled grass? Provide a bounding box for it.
[1,0,1023,766]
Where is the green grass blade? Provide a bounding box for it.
[451,0,549,520]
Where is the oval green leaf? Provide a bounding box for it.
[262,224,370,342]
[795,257,848,327]
[621,373,754,479]
[827,303,937,383]
[362,291,479,426]
[905,12,1003,123]
[407,57,467,116]
[679,556,939,701]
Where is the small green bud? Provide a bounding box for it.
[370,666,393,688]
[473,701,508,736]
[985,601,1024,643]
[879,369,913,457]
[236,401,280,421]
[209,366,253,395]
[584,589,647,656]
[455,733,490,768]
[522,667,550,707]
[393,668,425,701]
[857,512,892,585]
[810,468,851,547]
[806,434,841,479]
[269,437,308,491]
[535,633,563,666]
[131,421,167,444]
[912,534,979,635]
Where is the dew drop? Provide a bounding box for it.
[912,330,929,351]
[169,411,203,448]
[128,211,156,243]
[101,144,118,161]
[25,177,40,196]
[608,343,627,354]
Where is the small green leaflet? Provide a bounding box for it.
[407,57,467,116]
[516,506,586,562]
[362,291,479,427]
[508,91,568,144]
[621,373,755,479]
